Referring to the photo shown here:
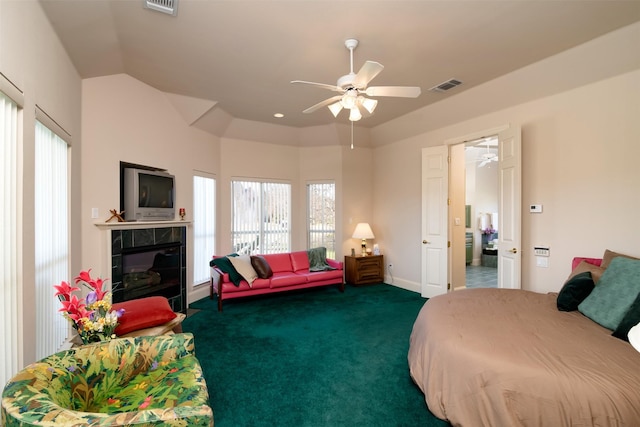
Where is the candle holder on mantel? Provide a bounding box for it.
[179,208,186,221]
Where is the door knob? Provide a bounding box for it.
[508,248,518,254]
[422,240,429,244]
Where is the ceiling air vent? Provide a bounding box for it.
[144,0,178,16]
[429,78,462,93]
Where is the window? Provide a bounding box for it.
[193,173,215,285]
[307,182,336,259]
[34,114,70,359]
[231,180,291,254]
[0,90,20,387]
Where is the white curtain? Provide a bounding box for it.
[193,173,215,285]
[34,118,70,359]
[0,91,20,387]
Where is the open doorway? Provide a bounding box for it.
[464,136,498,288]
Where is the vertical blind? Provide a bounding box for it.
[193,174,215,285]
[0,91,20,388]
[307,182,336,259]
[34,120,70,359]
[231,180,291,254]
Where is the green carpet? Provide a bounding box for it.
[183,284,450,427]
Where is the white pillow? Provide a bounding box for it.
[229,254,259,286]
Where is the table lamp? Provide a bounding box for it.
[352,223,375,256]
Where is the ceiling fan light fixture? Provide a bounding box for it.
[349,106,362,122]
[359,96,378,114]
[328,101,343,118]
[341,89,358,109]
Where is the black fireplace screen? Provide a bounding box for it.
[113,242,182,303]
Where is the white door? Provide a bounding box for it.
[497,126,522,289]
[421,146,449,298]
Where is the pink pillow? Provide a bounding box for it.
[113,296,177,335]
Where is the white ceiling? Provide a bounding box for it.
[39,0,640,129]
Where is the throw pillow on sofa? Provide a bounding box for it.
[612,291,640,341]
[229,254,259,286]
[251,255,273,279]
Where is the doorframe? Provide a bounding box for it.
[445,125,509,290]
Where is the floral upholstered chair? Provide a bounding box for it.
[1,333,213,426]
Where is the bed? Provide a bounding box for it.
[408,254,640,426]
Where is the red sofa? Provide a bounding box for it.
[210,251,344,311]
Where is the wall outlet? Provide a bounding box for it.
[91,207,99,219]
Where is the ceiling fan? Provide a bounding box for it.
[476,138,498,167]
[291,39,421,122]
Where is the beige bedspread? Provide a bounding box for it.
[408,288,640,427]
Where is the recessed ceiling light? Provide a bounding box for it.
[274,113,284,118]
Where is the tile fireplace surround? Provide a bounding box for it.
[96,222,187,314]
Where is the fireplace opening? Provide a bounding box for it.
[113,242,182,303]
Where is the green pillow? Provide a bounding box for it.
[557,271,594,312]
[578,257,640,330]
[612,291,640,341]
[211,254,243,287]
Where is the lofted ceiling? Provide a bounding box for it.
[39,0,640,129]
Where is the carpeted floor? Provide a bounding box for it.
[183,284,451,427]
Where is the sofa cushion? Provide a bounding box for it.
[557,271,595,312]
[290,251,310,272]
[211,255,243,286]
[270,272,305,288]
[303,269,344,283]
[113,296,177,336]
[229,254,258,286]
[251,255,273,279]
[262,253,293,273]
[578,257,640,330]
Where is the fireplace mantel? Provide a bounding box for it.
[95,220,191,230]
[96,222,188,313]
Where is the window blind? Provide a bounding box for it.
[307,182,336,259]
[231,180,291,254]
[0,91,20,388]
[193,173,215,285]
[34,120,70,359]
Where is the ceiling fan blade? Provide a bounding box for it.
[302,95,342,114]
[291,80,343,92]
[353,61,384,88]
[365,86,421,98]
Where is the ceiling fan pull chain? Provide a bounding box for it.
[351,121,354,150]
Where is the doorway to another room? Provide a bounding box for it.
[465,136,498,288]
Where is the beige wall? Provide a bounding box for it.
[373,69,640,294]
[0,1,82,368]
[81,74,220,303]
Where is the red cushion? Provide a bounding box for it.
[262,253,293,273]
[290,251,310,272]
[113,296,177,335]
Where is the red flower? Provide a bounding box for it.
[59,294,86,318]
[139,396,152,409]
[53,281,81,300]
[75,269,109,301]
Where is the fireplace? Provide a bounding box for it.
[110,226,186,313]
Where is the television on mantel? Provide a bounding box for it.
[123,168,175,221]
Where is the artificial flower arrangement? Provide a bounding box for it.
[482,227,497,235]
[54,269,124,344]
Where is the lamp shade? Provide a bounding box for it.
[352,223,375,239]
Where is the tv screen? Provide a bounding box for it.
[139,173,174,208]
